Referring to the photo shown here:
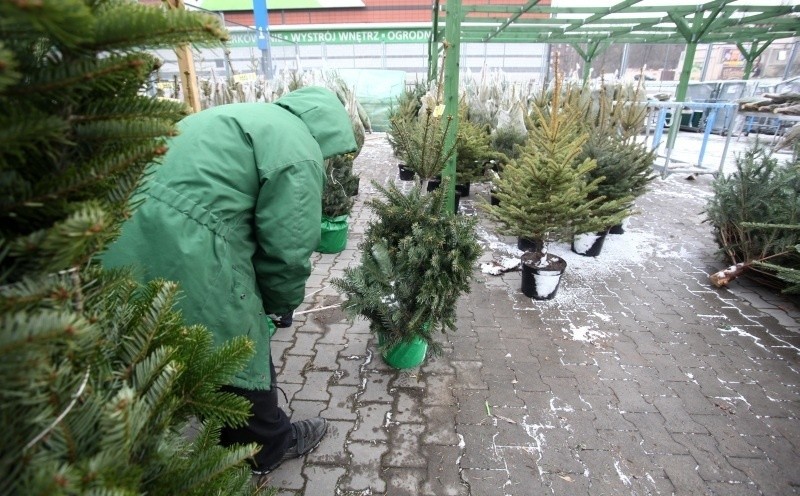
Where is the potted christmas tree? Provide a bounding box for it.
[332,183,481,368]
[486,76,626,299]
[574,83,655,255]
[318,153,357,253]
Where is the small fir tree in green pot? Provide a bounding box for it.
[486,77,626,299]
[332,183,481,367]
[318,153,357,253]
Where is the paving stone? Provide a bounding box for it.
[424,374,457,406]
[280,354,312,385]
[605,379,658,413]
[450,360,487,390]
[422,405,459,445]
[358,371,393,403]
[288,400,325,422]
[340,441,388,493]
[302,464,345,495]
[322,384,358,421]
[384,467,425,496]
[419,444,469,496]
[457,424,507,469]
[727,456,800,495]
[350,402,390,442]
[454,389,491,425]
[385,422,427,468]
[262,136,800,493]
[332,355,363,386]
[305,420,352,465]
[293,371,332,402]
[653,396,710,434]
[311,343,340,371]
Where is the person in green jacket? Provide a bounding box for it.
[102,86,357,474]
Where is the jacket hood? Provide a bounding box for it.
[274,86,358,159]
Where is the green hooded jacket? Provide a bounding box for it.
[102,87,357,390]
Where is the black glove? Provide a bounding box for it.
[269,312,294,328]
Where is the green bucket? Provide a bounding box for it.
[378,333,429,369]
[317,215,349,254]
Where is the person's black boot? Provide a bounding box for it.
[252,417,328,475]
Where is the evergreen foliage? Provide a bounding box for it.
[578,84,656,224]
[321,154,356,218]
[490,126,527,162]
[387,82,426,159]
[1,1,264,493]
[706,146,800,290]
[388,107,460,188]
[456,103,506,184]
[332,183,481,354]
[485,77,627,252]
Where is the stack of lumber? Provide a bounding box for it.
[739,92,800,115]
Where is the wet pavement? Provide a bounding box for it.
[264,133,800,496]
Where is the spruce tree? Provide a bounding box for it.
[321,154,356,218]
[456,103,506,185]
[578,84,655,224]
[706,145,800,289]
[485,76,626,256]
[333,183,480,354]
[1,1,263,494]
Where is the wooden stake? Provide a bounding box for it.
[164,0,202,113]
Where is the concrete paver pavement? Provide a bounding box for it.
[265,133,800,495]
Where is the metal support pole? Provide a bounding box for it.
[620,43,630,79]
[441,0,462,214]
[253,0,273,80]
[700,43,712,81]
[666,41,698,150]
[783,41,798,80]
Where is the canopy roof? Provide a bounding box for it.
[442,0,800,45]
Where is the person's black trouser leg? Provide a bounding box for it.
[219,359,293,470]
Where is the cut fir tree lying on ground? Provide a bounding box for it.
[706,145,800,292]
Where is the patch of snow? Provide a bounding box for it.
[573,232,600,254]
[567,323,607,343]
[719,326,769,352]
[593,312,612,322]
[534,270,562,297]
[614,460,632,486]
[549,397,575,413]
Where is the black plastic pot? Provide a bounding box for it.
[426,177,441,192]
[456,182,471,197]
[571,230,609,257]
[398,164,415,181]
[490,194,500,206]
[517,237,543,253]
[520,252,567,300]
[425,178,461,213]
[608,223,624,235]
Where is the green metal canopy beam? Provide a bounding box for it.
[483,0,541,42]
[428,0,441,82]
[563,0,642,33]
[441,0,461,214]
[570,40,608,83]
[737,40,772,80]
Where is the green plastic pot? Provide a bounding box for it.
[317,215,349,253]
[377,333,429,369]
